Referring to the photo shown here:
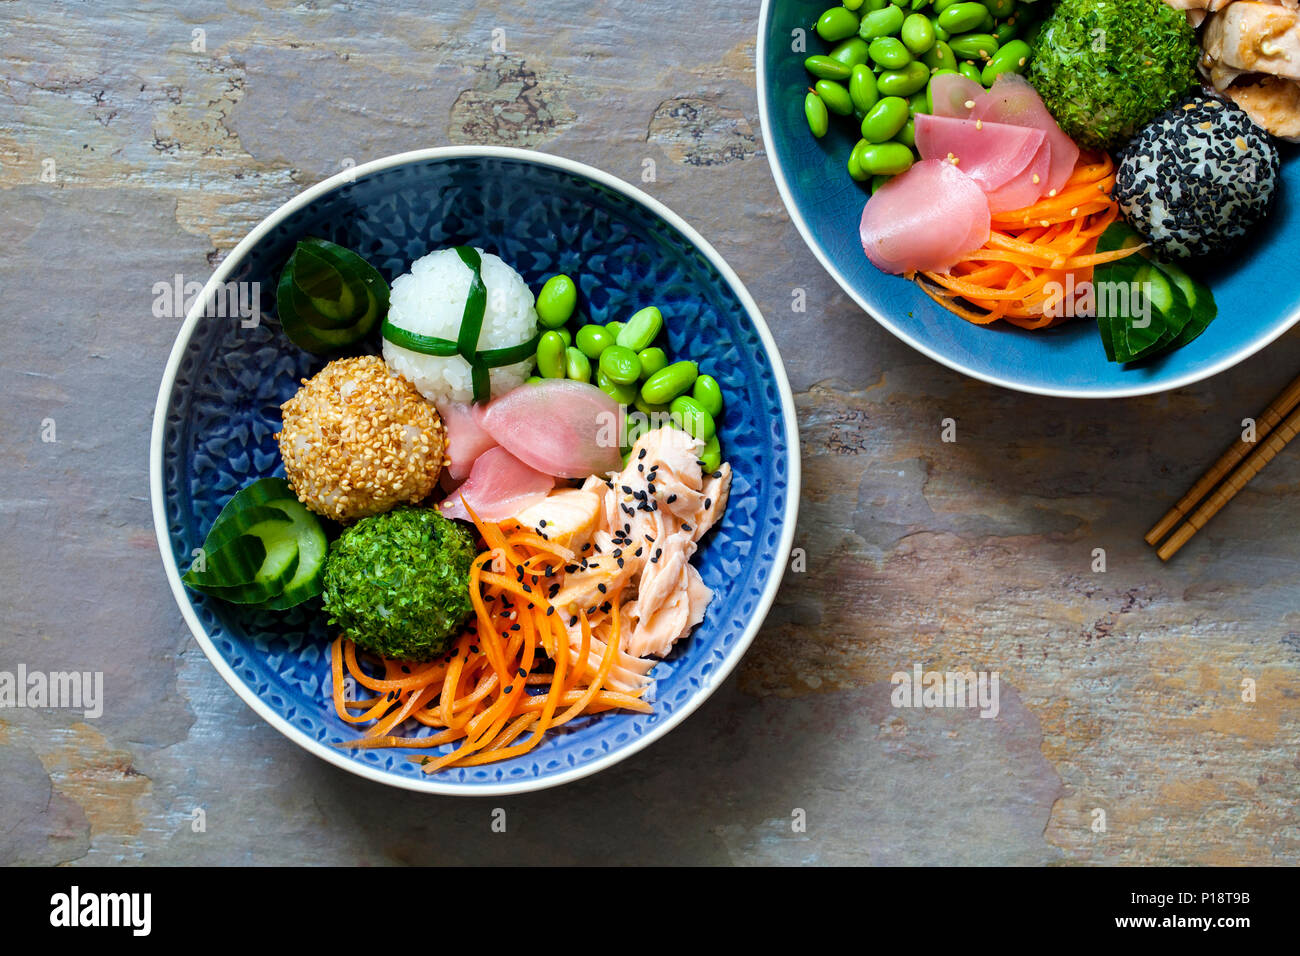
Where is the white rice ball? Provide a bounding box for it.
[382,248,538,404]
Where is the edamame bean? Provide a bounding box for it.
[692,374,724,418]
[848,138,872,182]
[860,95,909,143]
[555,326,572,348]
[536,274,577,328]
[564,346,591,383]
[978,9,995,31]
[957,59,983,83]
[895,116,916,148]
[901,13,935,55]
[934,23,950,41]
[634,394,671,418]
[829,36,870,67]
[922,39,955,70]
[862,0,889,10]
[670,396,717,442]
[637,347,668,378]
[868,36,911,70]
[804,90,829,138]
[616,305,664,351]
[604,321,624,338]
[698,435,722,473]
[858,4,905,39]
[640,360,698,405]
[575,323,614,359]
[932,0,963,14]
[993,20,1019,45]
[843,0,866,9]
[816,6,860,42]
[909,89,930,115]
[877,60,928,96]
[987,0,1015,16]
[949,33,999,60]
[599,344,641,385]
[814,78,855,116]
[981,39,1031,84]
[804,55,851,80]
[849,64,879,113]
[525,375,542,384]
[596,370,638,405]
[536,331,566,379]
[938,2,989,34]
[870,174,892,194]
[858,141,914,175]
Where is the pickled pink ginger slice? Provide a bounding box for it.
[928,73,984,119]
[859,159,990,275]
[439,446,554,523]
[479,380,623,480]
[970,74,1079,196]
[914,114,1045,193]
[984,140,1052,213]
[436,400,497,480]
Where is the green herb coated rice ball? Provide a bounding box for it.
[1027,0,1198,151]
[322,507,477,661]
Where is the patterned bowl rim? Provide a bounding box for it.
[149,145,801,796]
[755,0,1300,399]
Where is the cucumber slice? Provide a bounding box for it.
[290,243,356,323]
[1126,261,1188,362]
[188,519,300,604]
[183,533,267,588]
[297,238,388,313]
[275,239,388,351]
[1096,256,1156,363]
[259,497,328,609]
[1156,259,1217,351]
[183,477,327,608]
[200,504,292,557]
[208,478,297,528]
[1093,221,1211,364]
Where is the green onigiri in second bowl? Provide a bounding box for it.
[322,507,478,661]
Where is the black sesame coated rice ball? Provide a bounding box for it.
[1113,92,1279,259]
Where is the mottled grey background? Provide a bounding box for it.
[1,0,1297,865]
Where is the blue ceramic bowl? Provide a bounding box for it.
[758,0,1300,397]
[151,147,799,795]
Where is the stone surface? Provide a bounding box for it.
[1,0,1297,866]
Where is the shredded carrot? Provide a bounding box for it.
[327,508,652,774]
[919,152,1142,326]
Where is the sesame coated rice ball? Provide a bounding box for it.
[1113,92,1279,259]
[276,355,445,523]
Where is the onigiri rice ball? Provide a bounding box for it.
[1113,92,1279,259]
[382,248,538,404]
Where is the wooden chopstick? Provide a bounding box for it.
[1148,371,1300,560]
